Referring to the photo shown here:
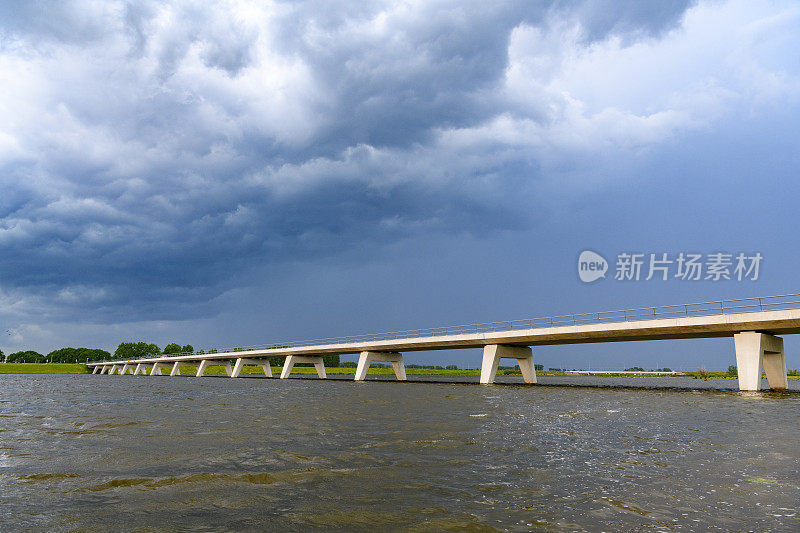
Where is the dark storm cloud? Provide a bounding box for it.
[0,0,731,322]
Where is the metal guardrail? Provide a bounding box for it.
[93,293,800,363]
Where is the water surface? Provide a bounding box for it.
[1,374,798,531]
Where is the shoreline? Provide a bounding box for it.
[1,363,797,380]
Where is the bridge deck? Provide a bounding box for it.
[90,309,800,361]
[86,300,799,391]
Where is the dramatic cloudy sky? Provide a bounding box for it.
[1,0,799,369]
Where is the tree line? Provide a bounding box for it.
[1,342,340,367]
[1,347,111,363]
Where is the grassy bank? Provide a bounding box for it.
[0,363,90,374]
[167,366,483,376]
[1,364,797,380]
[0,364,477,375]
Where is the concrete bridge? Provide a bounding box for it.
[87,294,800,391]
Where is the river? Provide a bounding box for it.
[1,374,798,531]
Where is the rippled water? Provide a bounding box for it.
[1,374,798,531]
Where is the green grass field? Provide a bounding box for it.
[0,363,478,375]
[144,365,483,376]
[1,363,797,380]
[0,363,90,374]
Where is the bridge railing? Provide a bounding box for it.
[94,293,800,363]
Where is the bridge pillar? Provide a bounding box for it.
[480,345,536,384]
[231,358,245,377]
[280,355,326,379]
[133,363,146,375]
[170,361,185,376]
[194,360,232,377]
[109,365,120,375]
[733,332,787,391]
[149,363,163,376]
[355,351,406,381]
[231,358,273,378]
[120,364,130,375]
[91,366,100,374]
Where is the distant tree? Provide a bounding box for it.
[48,347,110,363]
[625,366,645,372]
[0,348,4,362]
[181,344,194,354]
[727,365,737,377]
[534,364,544,371]
[6,350,46,363]
[209,348,218,354]
[445,365,458,370]
[163,343,182,355]
[114,342,161,360]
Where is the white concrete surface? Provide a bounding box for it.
[230,358,273,378]
[480,345,536,384]
[170,361,192,376]
[194,360,232,377]
[280,355,326,379]
[733,332,787,391]
[354,351,406,381]
[149,362,163,376]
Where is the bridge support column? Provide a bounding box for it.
[91,366,100,374]
[194,360,230,376]
[196,360,210,377]
[355,351,406,381]
[231,358,245,378]
[149,363,163,376]
[733,332,787,391]
[230,358,273,378]
[133,363,145,375]
[280,356,326,379]
[120,364,130,375]
[110,365,120,375]
[170,361,185,376]
[480,345,536,384]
